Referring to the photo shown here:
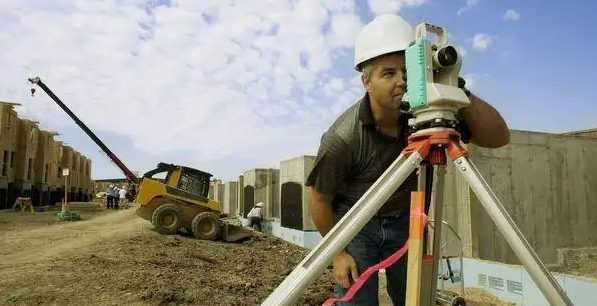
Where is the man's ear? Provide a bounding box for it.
[361,74,371,92]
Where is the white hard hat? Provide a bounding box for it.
[255,202,263,207]
[354,14,415,72]
[109,184,113,188]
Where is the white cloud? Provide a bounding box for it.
[471,33,493,51]
[503,9,520,21]
[457,46,468,57]
[0,0,427,180]
[457,0,479,15]
[462,73,490,90]
[367,0,427,16]
[462,73,479,89]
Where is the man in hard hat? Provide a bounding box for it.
[305,14,509,306]
[247,202,264,231]
[106,185,115,209]
[118,185,128,209]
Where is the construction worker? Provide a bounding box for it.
[106,185,115,209]
[113,186,120,209]
[305,14,509,306]
[247,202,263,231]
[118,186,128,209]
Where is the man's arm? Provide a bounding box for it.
[305,131,352,237]
[309,188,336,236]
[305,132,360,288]
[458,93,510,148]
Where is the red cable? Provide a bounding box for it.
[322,210,428,306]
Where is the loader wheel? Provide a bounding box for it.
[151,204,181,235]
[191,212,221,241]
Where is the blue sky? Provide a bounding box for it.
[0,0,594,182]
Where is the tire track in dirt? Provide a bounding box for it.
[0,210,149,266]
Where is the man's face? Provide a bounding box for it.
[361,52,406,110]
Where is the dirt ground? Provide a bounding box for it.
[554,255,597,280]
[377,271,516,306]
[0,208,334,306]
[0,207,548,306]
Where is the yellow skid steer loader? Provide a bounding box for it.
[135,163,252,242]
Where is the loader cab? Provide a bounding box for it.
[142,162,212,198]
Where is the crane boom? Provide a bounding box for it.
[28,76,139,184]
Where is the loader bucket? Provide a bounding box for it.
[220,222,253,242]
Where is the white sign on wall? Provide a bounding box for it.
[63,168,69,176]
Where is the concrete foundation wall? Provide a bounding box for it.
[562,128,597,139]
[214,182,224,202]
[442,130,597,265]
[264,220,322,249]
[459,257,597,306]
[279,155,317,231]
[237,174,244,216]
[242,168,279,220]
[223,181,238,216]
[208,179,222,201]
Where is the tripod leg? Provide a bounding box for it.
[453,156,574,306]
[413,164,447,306]
[428,165,447,306]
[260,151,424,306]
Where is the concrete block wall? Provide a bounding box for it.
[237,174,244,216]
[223,181,238,216]
[442,129,597,265]
[242,168,279,220]
[214,181,224,202]
[279,155,317,231]
[208,179,222,200]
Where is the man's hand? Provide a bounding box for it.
[333,250,359,288]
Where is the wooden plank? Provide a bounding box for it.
[406,191,426,306]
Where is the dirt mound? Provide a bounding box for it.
[0,209,334,306]
[69,234,334,306]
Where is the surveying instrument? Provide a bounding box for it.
[260,22,576,306]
